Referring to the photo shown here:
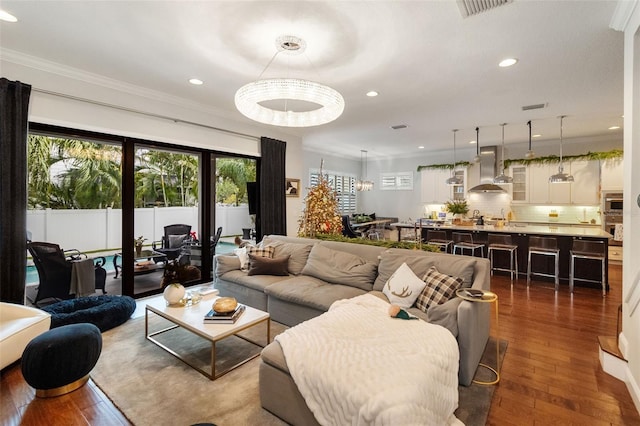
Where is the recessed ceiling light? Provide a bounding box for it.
[499,58,518,67]
[189,78,204,85]
[532,134,541,138]
[418,146,425,149]
[366,91,378,97]
[0,10,18,22]
[608,126,620,130]
[469,140,476,144]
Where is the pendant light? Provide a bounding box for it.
[525,120,535,159]
[493,123,513,184]
[446,129,462,185]
[356,150,374,191]
[549,115,574,183]
[472,126,481,163]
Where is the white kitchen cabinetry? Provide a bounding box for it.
[600,158,623,191]
[421,169,466,203]
[528,163,571,204]
[570,160,599,205]
[509,165,528,203]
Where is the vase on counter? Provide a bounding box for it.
[135,244,142,257]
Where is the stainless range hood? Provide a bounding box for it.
[468,145,507,193]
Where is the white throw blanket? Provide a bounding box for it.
[275,294,463,426]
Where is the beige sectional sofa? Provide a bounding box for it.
[214,234,491,386]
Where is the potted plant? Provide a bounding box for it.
[444,199,470,224]
[134,236,146,256]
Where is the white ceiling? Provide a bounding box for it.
[0,1,624,159]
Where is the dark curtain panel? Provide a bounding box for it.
[257,137,287,241]
[0,78,32,303]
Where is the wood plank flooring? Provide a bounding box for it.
[2,264,638,425]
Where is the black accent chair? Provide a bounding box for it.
[152,224,192,260]
[27,242,106,307]
[341,215,361,238]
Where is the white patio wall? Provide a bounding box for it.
[26,205,251,253]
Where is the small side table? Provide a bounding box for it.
[456,288,500,385]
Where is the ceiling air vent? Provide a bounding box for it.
[522,103,547,111]
[391,124,408,130]
[457,0,513,18]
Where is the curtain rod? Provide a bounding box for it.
[32,87,260,141]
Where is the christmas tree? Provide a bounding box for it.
[298,162,343,237]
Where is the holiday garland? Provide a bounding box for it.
[416,149,622,172]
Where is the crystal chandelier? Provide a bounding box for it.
[234,35,345,127]
[356,150,374,191]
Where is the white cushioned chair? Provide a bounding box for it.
[0,302,51,370]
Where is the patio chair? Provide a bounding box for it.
[27,242,106,307]
[152,224,192,261]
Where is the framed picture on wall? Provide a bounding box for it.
[286,178,300,197]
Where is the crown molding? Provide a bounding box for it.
[610,0,639,31]
[0,48,238,121]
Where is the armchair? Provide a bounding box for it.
[27,242,106,307]
[152,224,192,261]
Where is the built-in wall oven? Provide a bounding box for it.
[602,191,623,247]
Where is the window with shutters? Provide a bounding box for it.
[380,172,414,190]
[309,169,357,214]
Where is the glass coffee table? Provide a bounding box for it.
[112,250,167,278]
[145,293,270,380]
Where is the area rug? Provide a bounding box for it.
[91,316,506,426]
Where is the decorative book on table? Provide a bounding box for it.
[203,304,246,324]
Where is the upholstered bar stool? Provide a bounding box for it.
[569,239,607,296]
[426,230,453,253]
[527,236,560,291]
[452,232,485,257]
[487,234,519,281]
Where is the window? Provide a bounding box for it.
[380,172,414,190]
[309,169,357,214]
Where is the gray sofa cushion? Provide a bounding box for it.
[301,244,377,291]
[262,237,314,275]
[219,270,295,293]
[373,249,476,291]
[214,255,241,278]
[265,275,367,312]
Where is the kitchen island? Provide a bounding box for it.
[391,222,612,291]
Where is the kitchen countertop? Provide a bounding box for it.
[390,222,612,239]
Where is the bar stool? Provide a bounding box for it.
[569,239,606,296]
[487,234,518,281]
[452,232,485,257]
[426,230,453,253]
[527,236,560,291]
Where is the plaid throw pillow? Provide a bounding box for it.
[247,246,274,268]
[415,266,463,312]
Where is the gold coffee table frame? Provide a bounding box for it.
[145,295,270,380]
[456,289,500,385]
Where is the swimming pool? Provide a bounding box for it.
[26,242,236,284]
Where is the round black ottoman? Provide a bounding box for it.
[22,323,102,397]
[42,295,136,332]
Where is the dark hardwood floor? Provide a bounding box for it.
[2,263,638,425]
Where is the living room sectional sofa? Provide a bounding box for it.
[214,234,491,387]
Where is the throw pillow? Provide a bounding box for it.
[260,238,314,275]
[168,234,187,249]
[382,262,427,308]
[301,244,377,291]
[247,245,275,268]
[415,266,463,312]
[247,254,290,276]
[214,255,241,278]
[234,247,249,271]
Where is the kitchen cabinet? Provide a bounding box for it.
[529,163,571,204]
[569,160,599,204]
[509,165,528,203]
[600,158,623,191]
[420,168,466,203]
